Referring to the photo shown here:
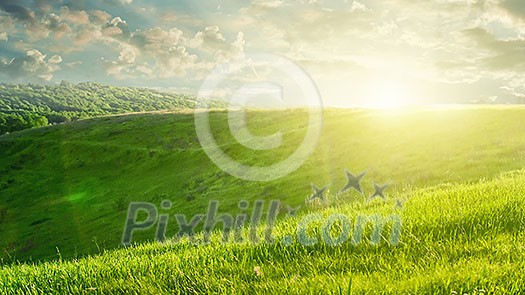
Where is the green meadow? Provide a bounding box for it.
[1,106,525,293]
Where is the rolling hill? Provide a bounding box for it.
[1,106,525,293]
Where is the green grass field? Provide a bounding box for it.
[1,106,525,293]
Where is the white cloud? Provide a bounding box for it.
[0,49,62,81]
[106,26,194,79]
[91,10,112,24]
[103,24,246,80]
[131,27,184,51]
[118,45,137,64]
[110,17,126,27]
[350,1,370,12]
[2,0,525,103]
[189,26,246,62]
[252,0,283,8]
[60,7,90,25]
[189,26,227,50]
[48,55,63,64]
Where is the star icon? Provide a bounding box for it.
[368,183,388,202]
[285,204,301,217]
[308,184,328,203]
[394,198,405,209]
[340,170,366,194]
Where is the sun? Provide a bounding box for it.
[364,79,415,109]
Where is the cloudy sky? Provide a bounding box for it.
[0,0,524,106]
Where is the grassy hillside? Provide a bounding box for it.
[1,170,525,293]
[1,106,525,265]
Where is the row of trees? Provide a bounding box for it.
[0,82,201,134]
[0,113,49,134]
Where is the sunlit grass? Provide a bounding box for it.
[1,106,525,292]
[1,170,525,293]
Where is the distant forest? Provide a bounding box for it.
[0,82,198,134]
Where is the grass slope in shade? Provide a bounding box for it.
[1,107,525,262]
[1,170,525,294]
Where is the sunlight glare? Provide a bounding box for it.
[363,79,415,109]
